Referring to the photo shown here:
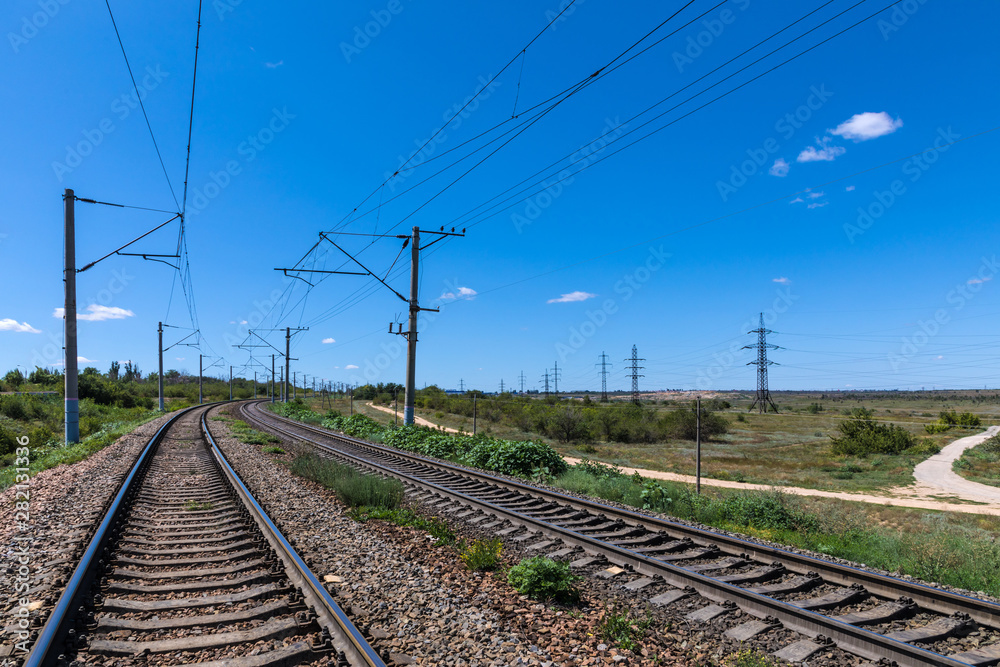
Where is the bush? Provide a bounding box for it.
[720,490,818,532]
[262,445,285,454]
[459,538,503,571]
[506,556,581,604]
[598,606,653,652]
[348,506,456,545]
[830,408,919,456]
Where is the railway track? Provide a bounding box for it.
[243,399,1000,667]
[25,404,384,667]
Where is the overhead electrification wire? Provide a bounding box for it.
[181,0,204,217]
[104,0,180,212]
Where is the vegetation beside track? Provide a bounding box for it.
[953,433,1000,488]
[270,399,1000,597]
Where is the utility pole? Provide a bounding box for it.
[281,327,308,403]
[696,396,702,494]
[271,354,275,403]
[542,370,550,397]
[63,189,80,443]
[158,322,165,411]
[553,361,561,395]
[473,394,477,435]
[596,352,612,402]
[518,371,525,394]
[199,354,203,404]
[293,370,297,399]
[624,345,645,405]
[254,371,257,399]
[310,226,463,426]
[744,312,780,413]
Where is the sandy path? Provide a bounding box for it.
[363,404,1000,515]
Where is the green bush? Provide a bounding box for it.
[720,490,818,532]
[830,408,919,456]
[506,556,581,604]
[459,538,503,571]
[348,506,456,545]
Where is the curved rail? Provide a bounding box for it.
[244,400,999,667]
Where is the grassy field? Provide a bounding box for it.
[293,389,999,493]
[953,433,1000,488]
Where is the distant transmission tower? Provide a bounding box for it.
[541,370,550,397]
[624,345,645,405]
[552,361,561,395]
[518,371,526,394]
[596,352,612,402]
[459,378,465,393]
[499,379,505,393]
[743,312,779,413]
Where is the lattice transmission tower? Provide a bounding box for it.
[743,312,780,413]
[624,345,644,405]
[596,352,612,402]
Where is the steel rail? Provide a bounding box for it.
[243,400,991,667]
[26,404,202,666]
[201,408,386,667]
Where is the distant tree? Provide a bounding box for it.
[547,407,591,443]
[28,366,59,386]
[3,369,24,389]
[123,361,141,382]
[109,361,120,381]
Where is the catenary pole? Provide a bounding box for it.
[64,189,80,443]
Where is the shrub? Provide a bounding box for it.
[459,538,503,571]
[720,490,818,532]
[830,408,919,456]
[506,556,581,603]
[349,506,456,545]
[598,605,653,652]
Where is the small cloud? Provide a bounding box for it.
[0,318,41,333]
[968,276,993,285]
[53,305,135,321]
[807,191,825,199]
[830,111,902,141]
[240,320,248,324]
[322,337,336,344]
[345,364,359,370]
[768,158,790,177]
[53,356,96,366]
[333,365,341,369]
[547,291,596,304]
[807,202,829,209]
[440,286,477,301]
[797,137,845,162]
[229,320,237,324]
[789,197,804,204]
[772,277,791,285]
[265,60,284,69]
[936,355,944,360]
[845,185,855,192]
[176,357,185,361]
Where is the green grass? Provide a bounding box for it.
[228,419,281,446]
[290,454,404,509]
[598,605,654,652]
[458,538,504,571]
[723,647,781,667]
[953,434,1000,488]
[347,505,457,545]
[261,445,285,454]
[184,500,214,511]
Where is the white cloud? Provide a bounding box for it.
[265,60,284,68]
[53,305,135,321]
[807,191,825,199]
[547,291,596,304]
[322,337,336,344]
[830,112,902,141]
[229,320,237,324]
[968,276,993,285]
[936,355,944,360]
[808,202,829,209]
[0,319,41,333]
[52,356,96,366]
[240,320,248,324]
[845,185,856,192]
[333,365,340,369]
[769,158,790,177]
[772,277,790,285]
[176,357,185,361]
[789,197,804,204]
[440,286,477,301]
[345,364,359,369]
[797,137,846,162]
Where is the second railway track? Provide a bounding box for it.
[242,399,1000,667]
[26,404,383,667]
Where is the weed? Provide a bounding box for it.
[184,500,214,511]
[291,455,404,509]
[348,506,456,545]
[459,538,503,571]
[597,605,653,652]
[723,647,780,667]
[506,556,581,604]
[262,445,285,454]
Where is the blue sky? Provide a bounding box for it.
[2,0,999,393]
